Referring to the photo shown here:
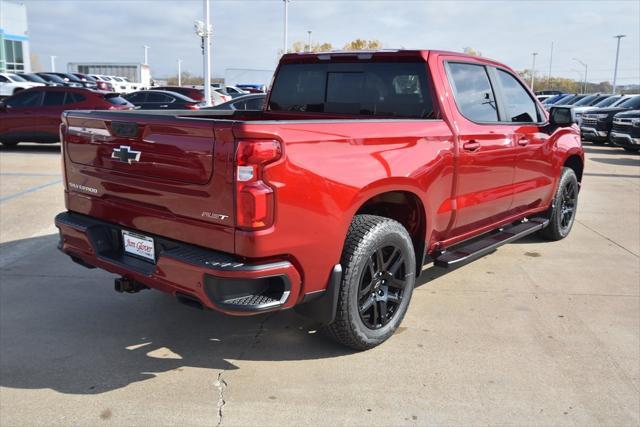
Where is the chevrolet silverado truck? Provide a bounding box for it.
[55,50,583,350]
[610,110,640,152]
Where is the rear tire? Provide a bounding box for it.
[323,215,416,350]
[540,167,579,241]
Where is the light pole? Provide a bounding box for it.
[177,59,182,86]
[547,41,554,89]
[530,52,538,91]
[612,34,626,94]
[143,45,150,65]
[50,55,56,72]
[307,30,312,52]
[194,0,213,107]
[283,0,290,55]
[573,58,587,93]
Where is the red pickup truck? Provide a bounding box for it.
[55,50,583,350]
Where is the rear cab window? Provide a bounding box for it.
[269,61,437,119]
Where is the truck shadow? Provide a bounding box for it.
[0,234,351,395]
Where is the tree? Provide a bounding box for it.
[463,47,482,57]
[30,53,43,72]
[290,41,333,53]
[167,71,201,86]
[343,39,382,50]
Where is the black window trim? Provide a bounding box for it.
[444,61,502,125]
[490,66,546,125]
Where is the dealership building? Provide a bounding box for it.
[0,0,31,73]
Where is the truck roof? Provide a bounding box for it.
[280,49,506,69]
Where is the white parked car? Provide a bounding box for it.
[224,85,249,98]
[0,73,45,97]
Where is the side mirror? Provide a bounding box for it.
[549,106,575,127]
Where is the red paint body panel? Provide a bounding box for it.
[55,50,583,314]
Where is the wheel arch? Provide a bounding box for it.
[563,153,584,182]
[354,189,427,276]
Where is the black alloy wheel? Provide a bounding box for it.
[358,245,407,329]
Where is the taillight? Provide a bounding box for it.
[235,140,282,230]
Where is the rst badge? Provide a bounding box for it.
[202,212,229,221]
[112,146,141,164]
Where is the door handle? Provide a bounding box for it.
[518,137,530,146]
[160,105,168,108]
[462,140,481,151]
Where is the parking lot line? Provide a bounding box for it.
[0,179,62,203]
[0,172,61,177]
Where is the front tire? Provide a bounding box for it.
[323,215,416,350]
[541,167,579,241]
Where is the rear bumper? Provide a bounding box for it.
[55,211,301,315]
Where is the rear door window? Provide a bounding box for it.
[495,69,539,123]
[447,62,499,122]
[43,91,66,106]
[269,61,436,118]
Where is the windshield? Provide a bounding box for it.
[104,94,132,106]
[619,96,640,109]
[8,74,27,82]
[22,74,48,84]
[593,96,621,108]
[549,95,573,105]
[269,61,436,118]
[572,95,598,106]
[41,74,66,83]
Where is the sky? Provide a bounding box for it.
[21,0,640,85]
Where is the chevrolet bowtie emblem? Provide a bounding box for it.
[112,146,141,164]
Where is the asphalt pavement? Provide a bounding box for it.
[0,143,638,426]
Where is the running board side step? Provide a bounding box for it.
[434,217,549,268]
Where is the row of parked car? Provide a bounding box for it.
[0,71,146,96]
[535,91,640,153]
[0,83,267,147]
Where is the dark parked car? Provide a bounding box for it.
[153,86,205,102]
[36,73,82,88]
[580,96,640,144]
[610,110,640,153]
[204,93,266,111]
[20,73,59,86]
[570,94,610,107]
[0,87,133,147]
[124,90,203,110]
[44,72,97,89]
[72,73,112,91]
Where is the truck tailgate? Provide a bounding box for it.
[61,111,237,253]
